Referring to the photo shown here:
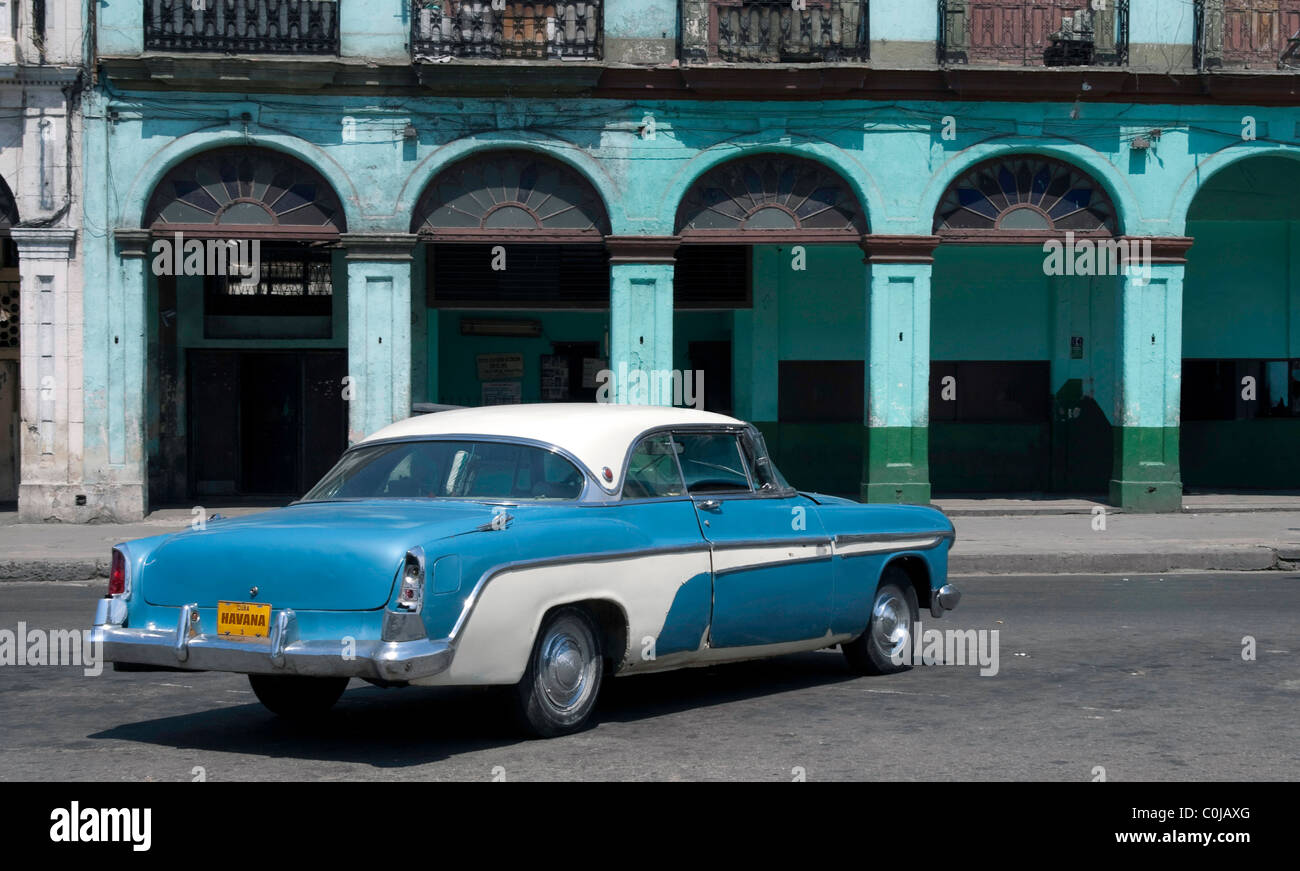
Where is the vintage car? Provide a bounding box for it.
[92,404,960,737]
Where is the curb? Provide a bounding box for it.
[948,546,1291,575]
[0,549,1295,582]
[0,560,110,583]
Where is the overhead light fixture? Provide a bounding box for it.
[460,318,542,338]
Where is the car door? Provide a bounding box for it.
[672,429,833,648]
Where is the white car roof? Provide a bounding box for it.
[359,403,747,492]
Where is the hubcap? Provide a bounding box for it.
[537,617,596,713]
[870,591,912,663]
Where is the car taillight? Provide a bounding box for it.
[108,548,127,596]
[397,548,425,614]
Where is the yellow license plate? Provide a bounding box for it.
[216,601,272,639]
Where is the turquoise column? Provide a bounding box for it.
[861,237,938,504]
[1110,240,1190,512]
[343,234,416,442]
[82,229,151,520]
[606,237,678,405]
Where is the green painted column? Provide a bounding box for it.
[1110,240,1191,512]
[343,234,416,443]
[607,237,678,405]
[860,237,938,504]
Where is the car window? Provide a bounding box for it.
[741,427,791,493]
[303,440,585,501]
[622,434,686,499]
[672,432,753,494]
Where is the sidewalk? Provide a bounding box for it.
[1,501,1298,578]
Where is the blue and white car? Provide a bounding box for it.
[92,404,960,737]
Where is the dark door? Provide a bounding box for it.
[688,340,732,413]
[550,341,601,402]
[188,351,241,498]
[188,350,347,499]
[241,353,301,495]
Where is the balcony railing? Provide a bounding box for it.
[410,1,603,61]
[939,0,1128,66]
[144,0,340,54]
[1195,0,1300,69]
[681,0,869,63]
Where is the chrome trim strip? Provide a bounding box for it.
[831,530,953,559]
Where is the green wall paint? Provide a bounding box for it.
[932,247,1051,362]
[436,310,609,407]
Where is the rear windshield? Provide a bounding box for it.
[303,440,586,502]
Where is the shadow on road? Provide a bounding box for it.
[88,651,865,767]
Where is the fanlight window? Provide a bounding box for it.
[676,155,866,238]
[413,152,610,238]
[144,147,346,237]
[934,156,1117,237]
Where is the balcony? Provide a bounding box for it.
[939,1,1129,66]
[143,0,340,54]
[410,1,603,61]
[680,0,869,64]
[1195,0,1300,69]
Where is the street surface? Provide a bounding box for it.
[1,574,1296,781]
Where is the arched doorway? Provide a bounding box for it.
[0,177,17,503]
[142,146,349,503]
[412,150,612,409]
[931,155,1120,495]
[1181,155,1300,490]
[674,153,867,494]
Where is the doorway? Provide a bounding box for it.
[188,350,346,498]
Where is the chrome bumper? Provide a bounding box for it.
[929,583,962,618]
[91,601,452,682]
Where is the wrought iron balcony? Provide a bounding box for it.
[410,1,603,61]
[939,1,1129,66]
[143,0,340,54]
[1195,0,1300,69]
[680,0,869,63]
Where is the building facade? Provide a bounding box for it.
[42,0,1300,521]
[3,0,83,518]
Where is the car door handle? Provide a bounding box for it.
[697,499,722,512]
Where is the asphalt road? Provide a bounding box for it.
[1,574,1297,781]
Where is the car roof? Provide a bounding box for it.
[358,403,747,492]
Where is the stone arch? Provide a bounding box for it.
[932,153,1120,241]
[142,145,346,238]
[673,151,868,242]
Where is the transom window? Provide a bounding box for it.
[934,156,1118,238]
[676,155,867,239]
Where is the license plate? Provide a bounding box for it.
[216,601,272,639]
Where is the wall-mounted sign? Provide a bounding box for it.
[481,381,522,406]
[540,355,569,401]
[477,353,524,381]
[1070,336,1084,360]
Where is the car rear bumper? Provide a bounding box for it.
[91,600,452,682]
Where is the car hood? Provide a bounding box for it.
[140,500,501,611]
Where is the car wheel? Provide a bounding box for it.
[512,606,603,738]
[843,566,919,676]
[248,674,349,718]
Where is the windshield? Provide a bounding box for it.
[302,440,586,502]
